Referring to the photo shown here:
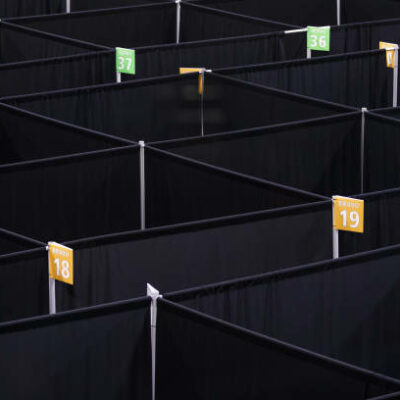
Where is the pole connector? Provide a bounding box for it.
[139,140,145,148]
[361,107,367,113]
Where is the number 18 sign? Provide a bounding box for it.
[333,196,364,234]
[48,242,74,285]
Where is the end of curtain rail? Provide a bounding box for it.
[361,107,368,112]
[139,140,145,147]
[284,28,307,34]
[175,0,181,4]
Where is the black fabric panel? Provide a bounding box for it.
[0,23,103,63]
[0,230,41,255]
[156,299,399,400]
[133,32,306,78]
[0,147,141,242]
[203,74,351,134]
[72,0,170,11]
[56,202,332,311]
[146,148,320,228]
[343,0,400,24]
[0,52,116,97]
[10,4,176,48]
[191,0,336,26]
[341,189,400,256]
[220,51,391,109]
[364,114,400,192]
[179,3,294,43]
[0,105,126,164]
[0,298,151,400]
[5,75,203,142]
[0,0,63,18]
[0,250,48,323]
[156,114,362,197]
[169,247,400,380]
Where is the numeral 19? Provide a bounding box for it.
[340,210,360,228]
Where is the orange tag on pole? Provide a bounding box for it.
[333,196,364,233]
[379,41,398,68]
[179,67,204,94]
[48,242,74,285]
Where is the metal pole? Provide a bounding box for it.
[49,277,56,314]
[66,0,71,13]
[360,107,367,194]
[336,0,341,25]
[200,70,205,137]
[332,200,339,259]
[116,72,121,83]
[139,141,146,230]
[176,0,181,44]
[147,284,161,400]
[393,46,399,107]
[307,48,312,59]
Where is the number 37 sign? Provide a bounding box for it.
[333,196,364,234]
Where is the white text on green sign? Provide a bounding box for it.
[116,48,136,75]
[307,26,330,52]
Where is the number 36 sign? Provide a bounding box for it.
[333,196,364,234]
[307,26,330,52]
[48,242,74,285]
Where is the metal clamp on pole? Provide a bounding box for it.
[139,141,146,230]
[360,107,367,194]
[176,0,181,44]
[66,0,71,13]
[147,284,162,400]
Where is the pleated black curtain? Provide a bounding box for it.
[166,245,400,380]
[156,299,400,399]
[155,113,362,197]
[0,228,44,255]
[218,50,391,109]
[0,0,63,18]
[342,0,400,24]
[0,297,152,400]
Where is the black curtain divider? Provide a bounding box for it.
[72,0,171,12]
[154,112,362,197]
[0,297,152,400]
[7,2,295,49]
[0,0,63,18]
[0,103,129,164]
[0,146,141,242]
[2,73,351,142]
[156,299,400,400]
[54,200,331,312]
[166,244,400,380]
[0,22,106,64]
[0,227,45,256]
[342,0,400,24]
[368,393,400,400]
[0,248,48,323]
[340,187,400,256]
[217,49,392,109]
[190,0,336,27]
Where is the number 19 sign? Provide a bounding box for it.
[333,196,364,234]
[48,242,74,285]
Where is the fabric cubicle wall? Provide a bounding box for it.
[167,244,400,380]
[217,50,392,109]
[0,297,151,400]
[0,0,63,18]
[156,299,400,399]
[342,0,400,24]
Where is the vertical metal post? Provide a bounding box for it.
[307,48,312,59]
[49,277,56,314]
[66,0,71,13]
[332,199,339,259]
[393,46,399,107]
[147,284,161,400]
[200,69,205,137]
[360,108,367,194]
[139,141,146,230]
[116,72,121,83]
[336,0,341,25]
[176,0,181,44]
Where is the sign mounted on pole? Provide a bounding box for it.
[333,196,364,233]
[307,26,330,52]
[379,41,398,69]
[179,67,204,94]
[48,242,74,285]
[116,47,136,75]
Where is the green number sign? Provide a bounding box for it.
[116,47,136,75]
[307,26,330,52]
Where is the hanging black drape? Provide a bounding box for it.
[0,229,42,255]
[156,299,400,399]
[342,0,400,24]
[167,244,400,380]
[0,0,63,18]
[155,113,362,197]
[218,50,391,109]
[0,297,151,400]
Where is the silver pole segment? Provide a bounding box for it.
[307,49,312,59]
[66,0,71,13]
[332,199,339,259]
[139,141,146,230]
[116,72,121,83]
[49,277,56,314]
[393,46,399,107]
[200,70,205,137]
[284,28,307,34]
[176,0,181,44]
[336,0,341,25]
[360,107,367,194]
[147,284,161,400]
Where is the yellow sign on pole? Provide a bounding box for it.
[333,196,364,233]
[379,41,398,68]
[179,67,204,94]
[48,242,74,285]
